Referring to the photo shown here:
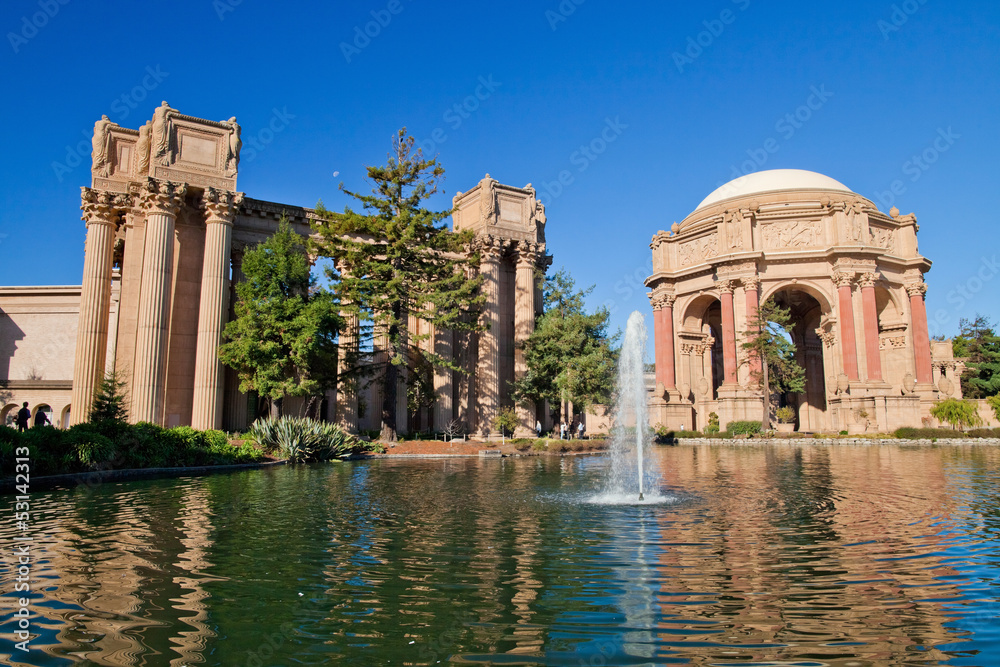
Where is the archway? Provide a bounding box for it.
[32,404,54,428]
[769,288,829,431]
[1,403,17,427]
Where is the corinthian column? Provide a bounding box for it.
[833,271,860,381]
[477,236,503,432]
[192,189,243,430]
[336,276,359,432]
[742,276,762,380]
[649,291,677,394]
[514,243,538,435]
[907,281,933,385]
[70,188,119,424]
[132,179,186,424]
[223,244,249,431]
[718,280,738,385]
[858,272,883,382]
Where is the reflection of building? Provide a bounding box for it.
[0,104,551,435]
[646,170,961,432]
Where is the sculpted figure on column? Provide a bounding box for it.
[224,117,242,176]
[136,120,152,177]
[91,115,115,178]
[151,101,175,166]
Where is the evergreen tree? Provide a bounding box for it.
[310,129,484,442]
[219,220,341,417]
[741,297,806,429]
[511,269,617,423]
[953,315,1000,398]
[90,370,129,425]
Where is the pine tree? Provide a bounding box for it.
[219,219,341,417]
[90,370,129,425]
[511,269,617,423]
[953,315,1000,398]
[310,129,484,442]
[741,297,806,429]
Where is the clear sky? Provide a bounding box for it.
[1,0,998,344]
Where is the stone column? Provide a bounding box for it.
[718,280,738,385]
[650,292,677,392]
[432,325,453,431]
[858,272,883,382]
[834,271,860,381]
[907,281,933,385]
[70,188,119,424]
[477,236,503,432]
[742,276,762,379]
[514,243,537,434]
[336,302,359,432]
[132,179,186,424]
[223,244,249,431]
[192,189,243,430]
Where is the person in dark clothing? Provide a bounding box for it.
[15,402,30,432]
[34,410,51,428]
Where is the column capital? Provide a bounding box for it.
[741,275,761,292]
[832,271,855,288]
[648,291,676,310]
[716,279,737,294]
[478,234,504,262]
[202,188,244,224]
[905,281,927,298]
[140,178,187,217]
[80,188,117,225]
[515,241,539,267]
[857,271,879,289]
[814,327,837,347]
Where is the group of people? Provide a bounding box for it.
[534,419,586,440]
[12,402,50,432]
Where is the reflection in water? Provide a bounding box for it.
[1,445,999,665]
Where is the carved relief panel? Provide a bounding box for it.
[761,219,821,249]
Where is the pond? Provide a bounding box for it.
[3,444,1000,666]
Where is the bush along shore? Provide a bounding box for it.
[0,415,384,485]
[651,423,1000,444]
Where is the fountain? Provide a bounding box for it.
[595,310,663,504]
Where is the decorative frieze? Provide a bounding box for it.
[762,219,820,249]
[678,232,718,266]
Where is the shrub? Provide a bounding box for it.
[248,416,359,462]
[532,439,548,451]
[968,428,1000,439]
[776,406,796,424]
[839,430,849,436]
[894,427,968,440]
[704,412,720,435]
[929,398,982,431]
[728,420,763,436]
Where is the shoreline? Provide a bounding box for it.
[7,437,1000,493]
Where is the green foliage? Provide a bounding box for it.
[492,406,519,437]
[968,427,1000,438]
[953,315,1000,399]
[839,430,849,436]
[511,268,617,417]
[986,395,1000,421]
[775,406,796,424]
[704,412,720,435]
[219,219,341,414]
[742,298,806,395]
[729,420,763,436]
[0,422,269,479]
[248,416,369,462]
[311,129,484,441]
[929,398,983,430]
[89,370,129,425]
[532,439,548,451]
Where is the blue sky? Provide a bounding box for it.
[1,0,998,343]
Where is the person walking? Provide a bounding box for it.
[535,420,542,437]
[577,421,585,439]
[15,402,30,432]
[559,422,566,440]
[34,409,51,428]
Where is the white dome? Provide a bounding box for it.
[695,169,853,211]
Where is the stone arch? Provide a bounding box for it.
[1,403,17,427]
[767,287,830,432]
[680,293,721,331]
[60,405,72,429]
[32,403,53,427]
[760,279,835,316]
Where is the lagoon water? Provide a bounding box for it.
[4,444,1000,666]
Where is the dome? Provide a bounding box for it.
[694,169,853,211]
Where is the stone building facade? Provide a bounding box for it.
[645,169,965,434]
[0,104,551,436]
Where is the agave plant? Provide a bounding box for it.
[249,416,359,462]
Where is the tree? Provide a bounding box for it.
[986,395,1000,422]
[492,406,519,444]
[511,269,617,423]
[310,129,484,442]
[741,297,806,430]
[929,397,983,431]
[90,370,129,426]
[953,315,1000,398]
[219,220,341,418]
